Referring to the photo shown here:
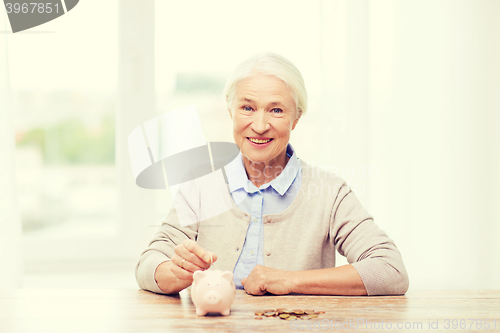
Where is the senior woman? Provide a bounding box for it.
[136,52,409,296]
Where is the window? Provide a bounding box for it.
[8,0,120,262]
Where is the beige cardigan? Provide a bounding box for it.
[135,161,409,296]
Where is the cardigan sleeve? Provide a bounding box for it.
[135,182,200,294]
[331,183,409,295]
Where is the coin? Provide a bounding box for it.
[253,308,323,321]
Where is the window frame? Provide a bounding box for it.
[23,1,157,265]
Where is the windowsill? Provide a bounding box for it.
[23,259,138,289]
[23,218,118,241]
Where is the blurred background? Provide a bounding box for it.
[0,0,499,290]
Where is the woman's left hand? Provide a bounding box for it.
[241,265,294,295]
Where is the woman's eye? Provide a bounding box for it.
[271,108,283,114]
[242,106,254,112]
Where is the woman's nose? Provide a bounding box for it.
[251,111,269,134]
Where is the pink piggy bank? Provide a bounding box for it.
[191,270,236,316]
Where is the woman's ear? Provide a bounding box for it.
[226,96,233,119]
[221,271,233,282]
[292,109,302,130]
[193,270,207,283]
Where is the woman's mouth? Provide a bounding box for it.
[248,137,272,144]
[247,137,273,146]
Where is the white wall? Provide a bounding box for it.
[292,0,500,289]
[364,0,499,289]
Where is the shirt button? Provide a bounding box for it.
[266,253,271,256]
[252,218,258,223]
[250,251,254,256]
[236,248,239,252]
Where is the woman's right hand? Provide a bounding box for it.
[172,239,217,280]
[154,239,217,294]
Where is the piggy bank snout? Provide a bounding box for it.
[204,290,222,305]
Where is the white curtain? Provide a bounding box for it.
[316,0,500,289]
[0,12,23,287]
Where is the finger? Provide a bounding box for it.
[180,240,218,270]
[171,253,205,273]
[211,252,218,264]
[245,286,266,296]
[245,283,266,296]
[178,256,204,273]
[182,239,216,264]
[254,288,267,296]
[170,262,194,280]
[242,272,266,296]
[174,244,208,268]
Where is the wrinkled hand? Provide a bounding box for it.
[241,265,294,295]
[171,239,217,280]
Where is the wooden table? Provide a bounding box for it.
[1,289,499,332]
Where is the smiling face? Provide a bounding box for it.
[229,74,300,166]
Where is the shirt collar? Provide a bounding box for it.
[225,150,248,193]
[224,144,301,196]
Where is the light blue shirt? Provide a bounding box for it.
[224,144,302,289]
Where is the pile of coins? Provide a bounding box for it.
[254,309,325,321]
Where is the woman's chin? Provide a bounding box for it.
[241,151,273,164]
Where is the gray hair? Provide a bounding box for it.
[224,52,307,117]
